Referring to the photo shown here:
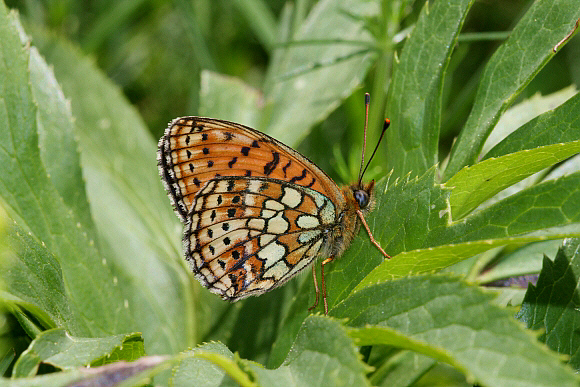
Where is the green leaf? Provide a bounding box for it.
[356,235,574,290]
[334,275,580,387]
[0,224,77,332]
[270,168,450,364]
[0,371,85,387]
[369,351,435,387]
[322,169,447,300]
[481,86,578,156]
[246,316,371,387]
[171,342,238,387]
[30,27,194,354]
[0,1,128,337]
[199,71,263,128]
[517,238,580,370]
[477,240,561,284]
[359,171,580,288]
[0,349,15,377]
[12,329,143,377]
[386,0,475,179]
[275,166,580,361]
[444,0,580,180]
[485,92,580,159]
[264,0,379,145]
[435,171,580,244]
[445,140,580,219]
[29,46,93,234]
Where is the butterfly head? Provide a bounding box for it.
[351,179,375,211]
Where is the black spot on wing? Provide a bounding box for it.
[282,160,292,177]
[264,151,280,175]
[289,169,307,183]
[306,177,316,188]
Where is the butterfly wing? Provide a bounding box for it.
[158,117,345,222]
[185,176,338,300]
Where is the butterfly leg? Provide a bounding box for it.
[308,265,320,311]
[320,256,335,315]
[356,209,390,259]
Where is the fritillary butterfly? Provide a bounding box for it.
[158,94,390,314]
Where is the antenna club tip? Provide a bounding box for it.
[384,118,391,128]
[365,93,370,104]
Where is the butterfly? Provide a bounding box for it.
[158,94,390,314]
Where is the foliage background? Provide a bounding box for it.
[0,0,580,386]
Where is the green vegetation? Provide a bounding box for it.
[1,0,580,385]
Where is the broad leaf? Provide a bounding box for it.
[517,238,580,370]
[444,0,580,180]
[30,27,194,354]
[369,350,435,387]
[477,240,561,284]
[246,316,370,387]
[29,46,93,233]
[481,86,578,156]
[264,0,379,145]
[171,342,238,387]
[199,71,263,129]
[0,224,78,333]
[335,275,580,387]
[386,0,474,179]
[360,171,580,288]
[485,92,580,158]
[446,140,580,219]
[0,1,129,338]
[12,329,143,377]
[270,168,450,365]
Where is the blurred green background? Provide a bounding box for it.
[6,0,579,181]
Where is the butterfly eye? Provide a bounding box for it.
[353,190,369,209]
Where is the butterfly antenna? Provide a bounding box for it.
[357,93,371,187]
[358,118,390,187]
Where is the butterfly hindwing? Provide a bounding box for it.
[183,176,338,300]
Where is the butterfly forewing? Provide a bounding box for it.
[158,117,344,222]
[184,176,338,300]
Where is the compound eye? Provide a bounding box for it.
[353,190,369,209]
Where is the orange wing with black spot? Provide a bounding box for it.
[158,117,344,222]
